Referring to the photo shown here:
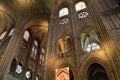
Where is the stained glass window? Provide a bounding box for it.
[31,40,38,60]
[25,71,31,79]
[81,31,101,53]
[59,17,69,24]
[15,64,22,74]
[20,30,30,48]
[59,8,69,17]
[8,28,14,36]
[39,48,45,65]
[0,31,6,40]
[78,11,88,18]
[75,2,86,11]
[23,31,30,41]
[86,43,100,52]
[75,2,88,19]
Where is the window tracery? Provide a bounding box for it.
[86,43,100,52]
[25,68,33,80]
[15,64,22,74]
[10,58,23,77]
[59,17,69,24]
[75,2,88,18]
[25,71,31,79]
[81,31,101,53]
[78,11,88,18]
[59,7,69,24]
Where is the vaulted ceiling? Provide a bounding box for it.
[0,0,51,47]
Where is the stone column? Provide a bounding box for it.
[69,2,80,80]
[43,9,55,80]
[19,38,33,80]
[0,24,23,80]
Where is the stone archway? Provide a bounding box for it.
[87,63,109,80]
[10,58,18,74]
[80,57,114,80]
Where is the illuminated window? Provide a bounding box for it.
[81,31,101,53]
[75,2,88,19]
[59,17,69,24]
[2,28,15,45]
[23,31,30,41]
[86,43,100,52]
[75,2,86,11]
[0,31,7,40]
[36,74,40,80]
[15,64,22,74]
[25,71,31,79]
[39,48,45,65]
[59,8,69,17]
[36,76,39,80]
[59,7,69,24]
[20,30,30,48]
[8,28,15,36]
[31,40,38,60]
[78,11,88,18]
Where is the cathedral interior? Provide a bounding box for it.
[0,0,120,80]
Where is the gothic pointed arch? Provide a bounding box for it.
[10,58,18,74]
[87,63,109,80]
[56,33,73,57]
[80,31,100,52]
[19,15,49,80]
[80,25,101,53]
[80,57,113,80]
